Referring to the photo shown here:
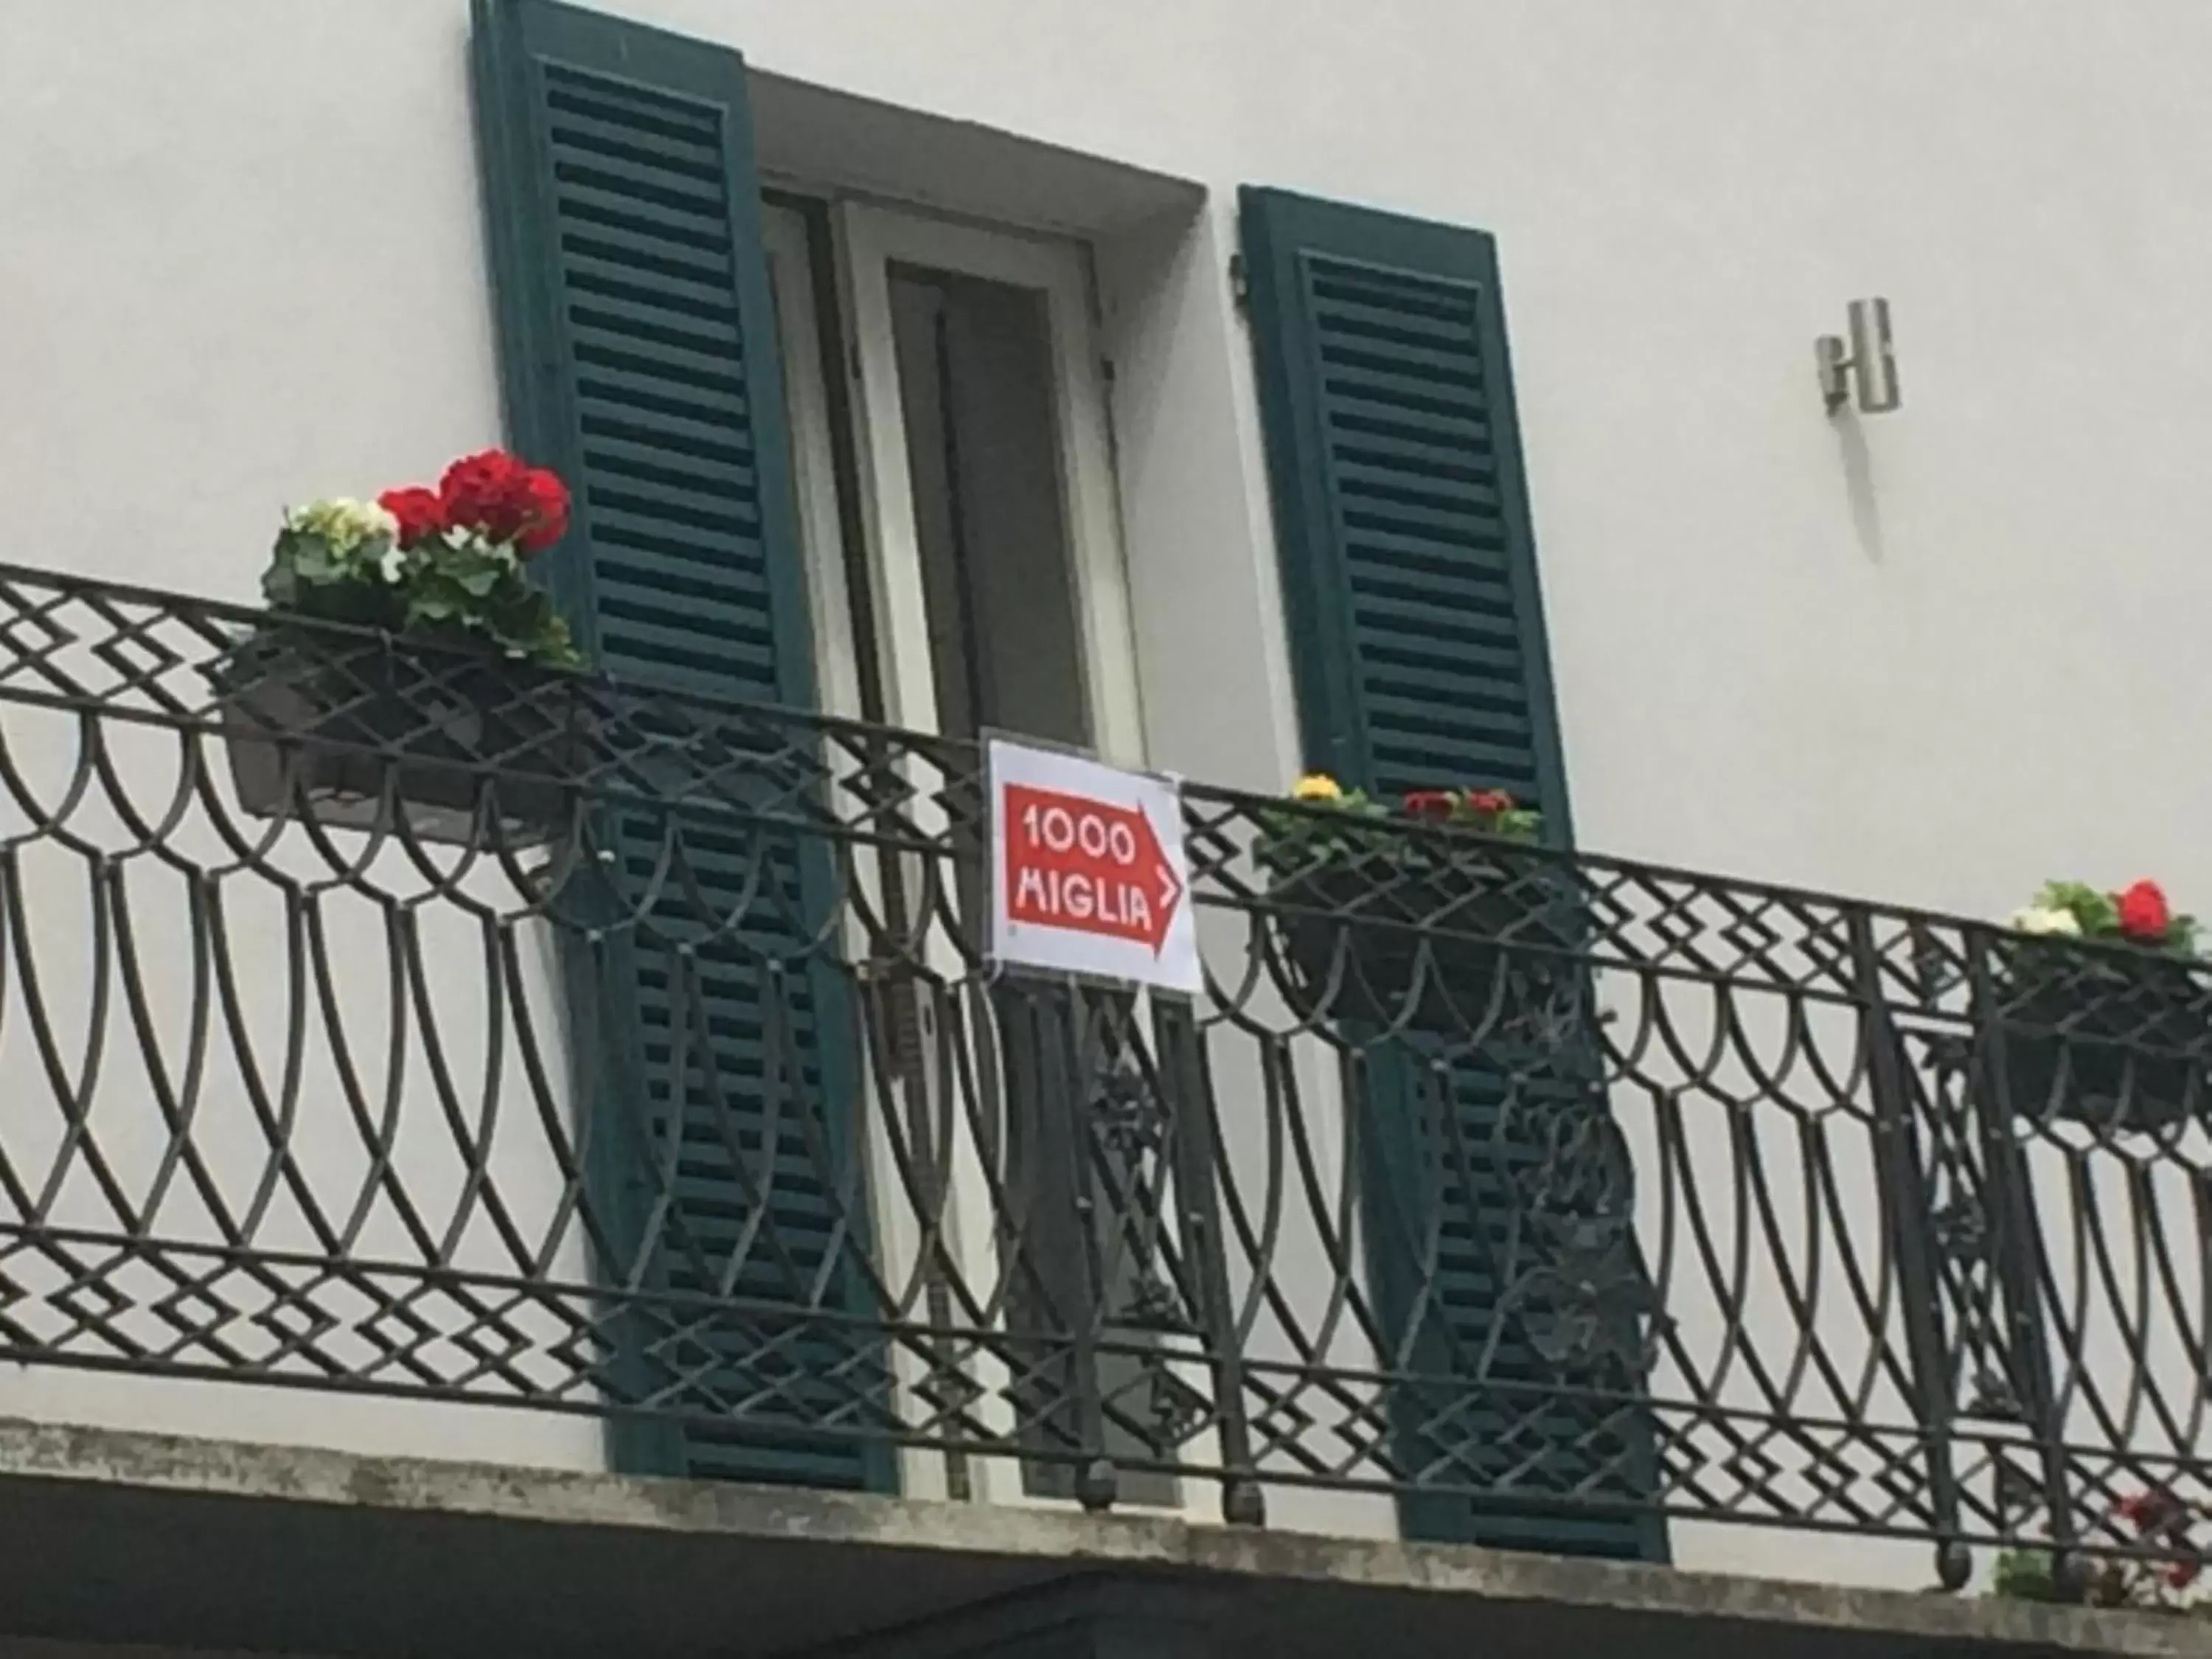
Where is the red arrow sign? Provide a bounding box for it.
[1002,783,1183,955]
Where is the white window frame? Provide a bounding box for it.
[759,203,866,723]
[765,201,961,1502]
[834,201,1147,765]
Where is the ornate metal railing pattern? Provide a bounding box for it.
[0,561,2205,1582]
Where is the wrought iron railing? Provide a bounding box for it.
[0,560,2207,1586]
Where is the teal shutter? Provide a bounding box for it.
[1242,187,1661,1558]
[473,0,889,1492]
[1239,188,1569,822]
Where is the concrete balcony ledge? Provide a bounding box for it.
[0,1418,2202,1659]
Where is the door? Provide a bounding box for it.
[773,197,1189,1509]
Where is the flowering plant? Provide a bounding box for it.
[260,449,580,667]
[1994,1488,2208,1612]
[2011,879,2198,957]
[1259,776,1561,1026]
[1273,773,1541,845]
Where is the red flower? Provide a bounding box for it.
[1465,789,1516,817]
[437,450,512,534]
[2168,1557,2202,1590]
[2116,880,2171,943]
[1403,790,1456,818]
[377,486,444,549]
[2116,1489,2186,1535]
[437,448,571,555]
[515,466,571,552]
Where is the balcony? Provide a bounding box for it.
[0,562,2205,1652]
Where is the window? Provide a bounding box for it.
[775,200,1142,763]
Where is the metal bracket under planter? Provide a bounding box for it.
[1268,852,1579,1032]
[215,633,588,847]
[1994,938,2212,1124]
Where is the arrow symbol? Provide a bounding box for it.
[1003,784,1183,954]
[1133,801,1184,956]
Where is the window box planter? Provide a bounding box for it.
[1267,847,1579,1032]
[215,629,588,846]
[224,450,587,845]
[1992,937,2211,1121]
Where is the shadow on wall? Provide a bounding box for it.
[1835,416,1888,566]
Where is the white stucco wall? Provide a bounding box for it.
[10,0,2212,913]
[5,0,2212,1591]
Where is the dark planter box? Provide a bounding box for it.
[1267,851,1577,1032]
[1993,937,2211,1122]
[214,631,588,845]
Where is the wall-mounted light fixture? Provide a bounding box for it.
[1817,299,1900,414]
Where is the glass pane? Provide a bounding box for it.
[886,265,1091,748]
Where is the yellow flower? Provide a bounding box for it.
[1292,773,1342,801]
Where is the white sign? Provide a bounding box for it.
[986,737,1201,993]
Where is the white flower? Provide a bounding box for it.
[2011,905,2082,937]
[286,496,399,552]
[379,546,407,583]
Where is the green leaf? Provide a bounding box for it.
[289,540,342,585]
[2038,880,2120,937]
[1992,1549,2064,1602]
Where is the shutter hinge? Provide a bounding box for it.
[1228,253,1250,311]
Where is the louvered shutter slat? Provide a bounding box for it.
[474,0,888,1494]
[552,188,736,260]
[577,420,758,479]
[1334,463,1503,518]
[574,370,750,432]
